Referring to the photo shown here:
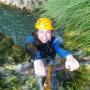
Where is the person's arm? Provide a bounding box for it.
[52,37,79,71]
[52,37,72,58]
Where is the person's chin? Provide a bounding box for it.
[41,40,48,43]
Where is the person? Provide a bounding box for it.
[25,17,79,90]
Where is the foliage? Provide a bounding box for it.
[0,33,29,65]
[0,33,14,53]
[0,73,37,90]
[0,33,37,90]
[65,65,90,90]
[36,0,90,55]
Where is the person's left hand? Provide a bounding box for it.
[65,55,79,71]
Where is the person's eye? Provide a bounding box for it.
[40,31,44,33]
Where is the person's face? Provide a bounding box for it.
[36,30,52,43]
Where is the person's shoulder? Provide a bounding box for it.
[52,35,63,44]
[25,35,35,43]
[26,35,34,40]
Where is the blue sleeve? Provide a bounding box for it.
[25,35,42,60]
[25,35,35,44]
[52,37,72,58]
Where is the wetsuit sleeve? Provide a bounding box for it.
[25,35,42,60]
[52,37,72,58]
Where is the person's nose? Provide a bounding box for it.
[43,32,47,39]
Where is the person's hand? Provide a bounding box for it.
[34,59,46,76]
[65,55,79,71]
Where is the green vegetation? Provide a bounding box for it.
[66,66,90,90]
[0,33,28,64]
[0,33,37,90]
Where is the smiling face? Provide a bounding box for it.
[36,29,52,43]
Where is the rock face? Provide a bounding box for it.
[0,0,45,10]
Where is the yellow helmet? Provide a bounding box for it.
[35,17,54,30]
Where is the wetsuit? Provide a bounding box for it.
[25,34,72,90]
[25,34,71,61]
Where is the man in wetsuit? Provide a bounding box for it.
[25,17,79,90]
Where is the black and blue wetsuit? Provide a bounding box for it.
[25,34,71,62]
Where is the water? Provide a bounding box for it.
[0,5,35,47]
